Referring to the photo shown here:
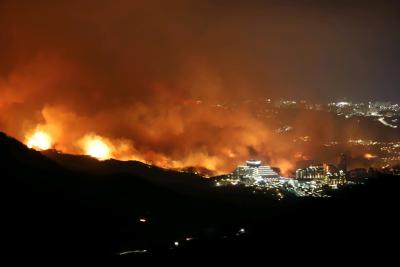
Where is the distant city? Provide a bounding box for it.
[214,156,379,198]
[214,98,400,122]
[206,98,400,174]
[211,98,400,199]
[270,100,399,133]
[275,99,399,126]
[213,98,400,198]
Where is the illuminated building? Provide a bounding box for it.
[232,160,279,182]
[323,163,338,176]
[295,166,325,180]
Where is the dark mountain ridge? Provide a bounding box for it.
[1,131,399,261]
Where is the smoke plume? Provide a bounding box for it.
[1,0,398,174]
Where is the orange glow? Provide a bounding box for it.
[83,135,111,160]
[294,152,310,161]
[273,159,294,176]
[26,131,52,150]
[364,153,377,160]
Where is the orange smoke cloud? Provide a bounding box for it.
[0,53,336,176]
[2,0,386,177]
[21,96,276,174]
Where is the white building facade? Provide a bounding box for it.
[232,160,279,183]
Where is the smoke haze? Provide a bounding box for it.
[1,0,399,174]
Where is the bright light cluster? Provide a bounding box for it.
[25,129,114,160]
[84,136,111,160]
[27,131,52,150]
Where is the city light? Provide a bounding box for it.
[215,157,357,198]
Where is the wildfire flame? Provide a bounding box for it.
[83,135,111,160]
[26,131,52,150]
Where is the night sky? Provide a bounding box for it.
[197,0,400,102]
[1,0,399,102]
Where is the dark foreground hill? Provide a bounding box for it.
[0,132,399,261]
